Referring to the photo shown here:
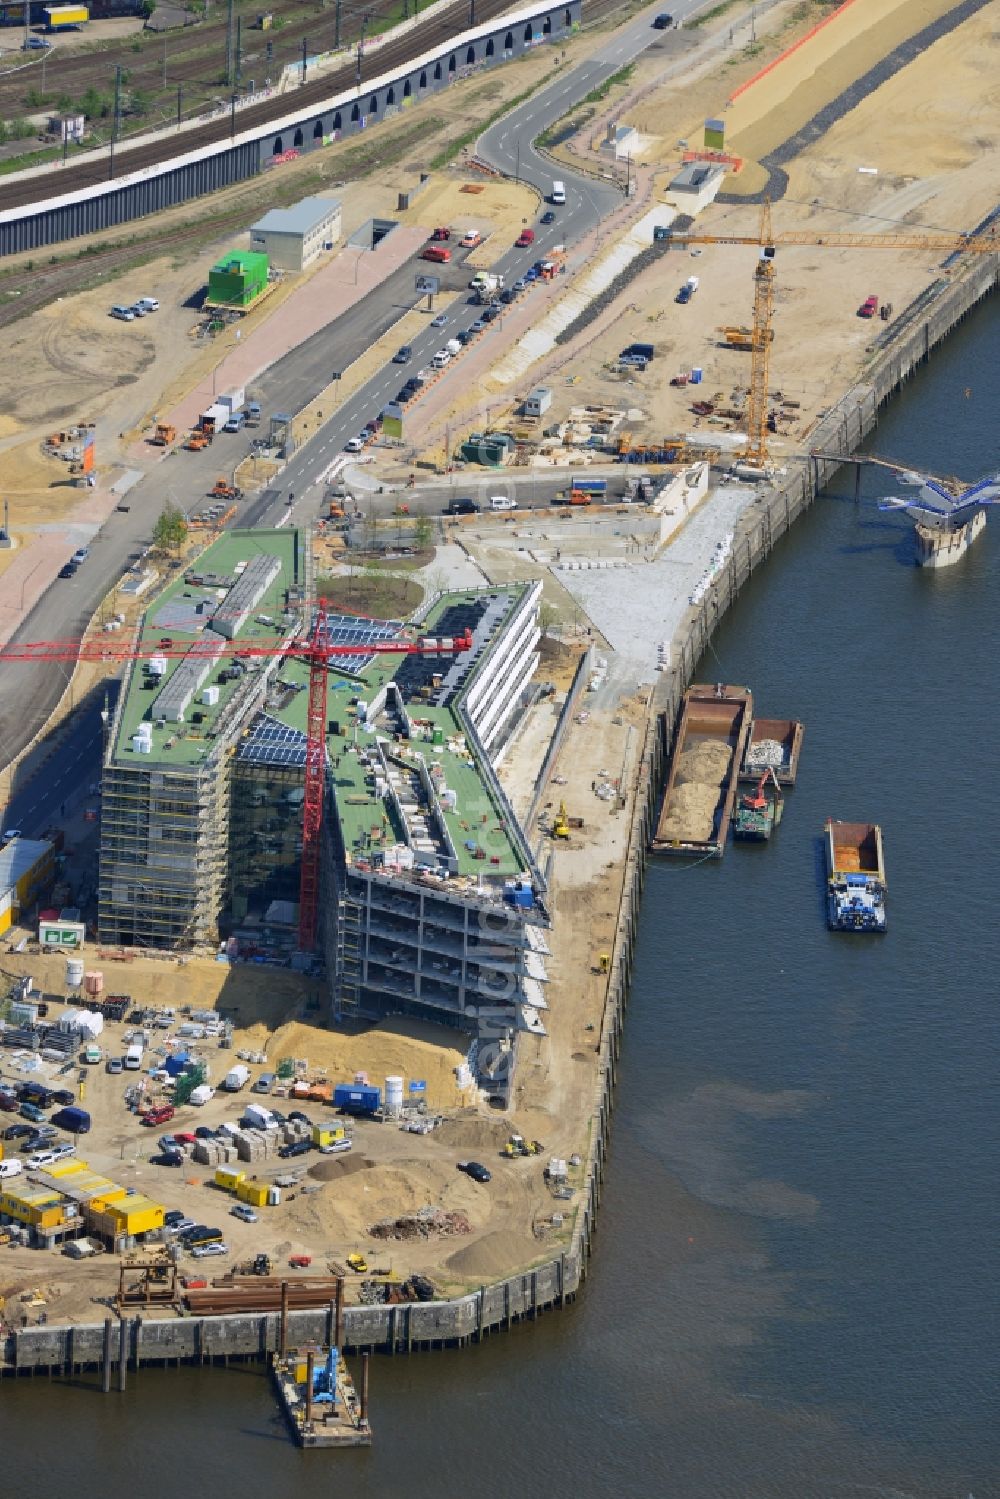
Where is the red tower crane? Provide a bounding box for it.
[0,606,473,951]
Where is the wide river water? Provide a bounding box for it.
[3,299,998,1498]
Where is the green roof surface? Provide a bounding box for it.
[110,529,303,770]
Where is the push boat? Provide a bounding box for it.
[825,819,886,932]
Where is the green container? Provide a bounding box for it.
[432,727,444,746]
[208,249,269,308]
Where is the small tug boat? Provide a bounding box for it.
[825,819,886,932]
[733,768,783,842]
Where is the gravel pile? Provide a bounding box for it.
[745,738,786,771]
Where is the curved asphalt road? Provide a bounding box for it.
[0,0,738,833]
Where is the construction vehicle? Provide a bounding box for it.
[662,201,999,465]
[209,478,243,501]
[289,1253,312,1268]
[553,802,571,838]
[597,952,610,974]
[732,767,783,842]
[185,430,210,451]
[347,1253,368,1274]
[0,604,474,953]
[150,423,177,446]
[720,325,773,351]
[236,1252,272,1276]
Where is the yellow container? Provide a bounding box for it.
[105,1195,164,1236]
[45,1158,88,1179]
[236,1180,269,1207]
[311,1125,345,1147]
[215,1166,247,1193]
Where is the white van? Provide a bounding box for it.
[0,1158,24,1179]
[431,349,451,369]
[490,495,516,511]
[445,338,462,357]
[551,180,566,204]
[136,297,159,312]
[110,305,135,321]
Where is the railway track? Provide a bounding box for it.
[0,207,256,328]
[0,0,524,213]
[0,0,396,119]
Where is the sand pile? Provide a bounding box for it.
[307,1156,375,1183]
[435,1116,511,1152]
[660,740,731,842]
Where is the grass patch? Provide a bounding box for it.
[689,0,741,26]
[0,143,64,175]
[317,569,423,619]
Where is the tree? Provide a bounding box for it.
[539,600,560,639]
[413,513,433,552]
[153,502,187,554]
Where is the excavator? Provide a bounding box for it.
[733,767,783,843]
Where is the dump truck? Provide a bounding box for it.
[151,423,177,445]
[185,431,210,451]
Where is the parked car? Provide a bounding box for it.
[458,1160,492,1183]
[469,319,486,334]
[27,1149,59,1169]
[288,1110,312,1125]
[49,1142,76,1160]
[230,1204,258,1223]
[3,1123,33,1141]
[191,1242,229,1257]
[344,436,366,453]
[164,1210,186,1226]
[0,1092,18,1112]
[50,1089,75,1107]
[320,1139,352,1155]
[22,35,51,48]
[142,1105,175,1127]
[278,1139,312,1159]
[194,1125,215,1139]
[106,1057,123,1074]
[513,278,528,292]
[446,498,479,515]
[153,1151,183,1167]
[173,1131,197,1144]
[167,1216,196,1234]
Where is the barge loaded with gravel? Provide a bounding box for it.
[652,684,752,858]
[740,718,805,786]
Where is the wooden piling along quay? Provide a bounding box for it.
[1,257,997,1382]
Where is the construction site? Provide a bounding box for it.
[1,0,999,1354]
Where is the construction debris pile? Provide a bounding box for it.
[659,740,730,842]
[359,1275,437,1306]
[368,1206,472,1241]
[744,737,786,772]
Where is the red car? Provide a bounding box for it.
[431,226,451,241]
[421,246,451,264]
[142,1105,175,1127]
[172,1131,197,1144]
[516,228,535,247]
[858,294,878,318]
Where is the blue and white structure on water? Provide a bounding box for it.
[878,467,1000,568]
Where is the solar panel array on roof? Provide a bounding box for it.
[393,597,505,705]
[214,554,282,640]
[149,631,227,723]
[319,612,401,676]
[237,716,308,768]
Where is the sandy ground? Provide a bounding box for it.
[0,674,646,1313]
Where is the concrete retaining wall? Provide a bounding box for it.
[2,254,996,1377]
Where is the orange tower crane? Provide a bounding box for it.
[665,201,999,464]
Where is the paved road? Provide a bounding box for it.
[0,0,735,832]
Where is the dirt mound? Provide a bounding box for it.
[435,1116,510,1152]
[307,1155,376,1182]
[445,1230,533,1281]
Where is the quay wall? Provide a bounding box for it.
[2,252,996,1377]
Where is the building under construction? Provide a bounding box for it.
[97,530,549,1088]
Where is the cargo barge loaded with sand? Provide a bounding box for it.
[825,819,887,932]
[652,685,752,857]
